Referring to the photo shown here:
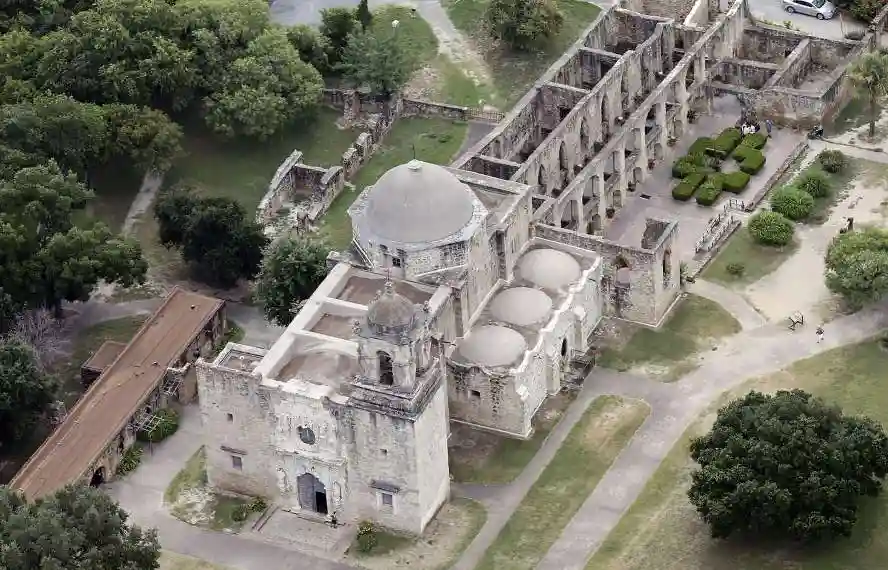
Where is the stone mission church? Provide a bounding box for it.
[196,159,632,534]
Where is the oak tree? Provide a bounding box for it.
[255,236,330,327]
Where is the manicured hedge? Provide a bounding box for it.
[734,146,766,174]
[689,137,714,155]
[684,172,707,189]
[695,176,723,206]
[671,153,717,179]
[709,127,743,157]
[672,172,707,201]
[739,132,767,150]
[722,170,751,193]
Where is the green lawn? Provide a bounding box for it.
[597,294,741,381]
[477,396,650,570]
[373,5,438,73]
[317,117,468,249]
[159,552,232,570]
[701,228,798,286]
[166,447,251,532]
[450,392,575,484]
[789,157,860,225]
[82,160,145,231]
[587,340,888,570]
[441,0,601,109]
[828,93,884,137]
[168,107,358,212]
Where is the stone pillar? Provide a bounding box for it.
[573,194,585,232]
[595,170,608,224]
[615,144,627,194]
[656,99,669,150]
[635,126,648,181]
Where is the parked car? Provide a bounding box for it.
[783,0,837,20]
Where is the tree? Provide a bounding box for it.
[485,0,564,51]
[824,226,888,309]
[848,50,888,139]
[339,30,410,99]
[0,339,58,447]
[286,24,332,75]
[356,0,372,32]
[103,104,184,173]
[255,237,330,326]
[688,390,888,542]
[154,187,268,287]
[0,162,147,316]
[0,484,160,570]
[320,7,358,66]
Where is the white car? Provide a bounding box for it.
[783,0,837,20]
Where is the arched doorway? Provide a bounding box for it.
[90,466,105,487]
[297,473,328,515]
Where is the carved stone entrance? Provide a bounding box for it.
[297,473,328,515]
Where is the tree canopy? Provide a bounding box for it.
[154,187,268,287]
[339,28,411,99]
[0,484,160,570]
[688,389,888,542]
[485,0,564,51]
[848,50,888,139]
[824,226,888,309]
[0,338,58,447]
[255,236,330,327]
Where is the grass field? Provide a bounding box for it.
[701,228,799,286]
[441,0,601,108]
[477,396,650,570]
[587,339,888,570]
[159,552,231,570]
[597,294,740,381]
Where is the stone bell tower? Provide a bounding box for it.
[345,281,450,534]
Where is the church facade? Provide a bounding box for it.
[196,160,610,533]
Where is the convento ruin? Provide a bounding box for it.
[196,0,878,534]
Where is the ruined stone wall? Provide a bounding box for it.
[448,363,536,437]
[716,59,779,89]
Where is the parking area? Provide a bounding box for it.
[743,0,865,40]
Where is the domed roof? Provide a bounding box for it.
[518,248,582,291]
[489,287,553,327]
[364,160,476,243]
[366,281,416,329]
[459,325,527,368]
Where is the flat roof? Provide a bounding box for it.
[82,340,127,372]
[11,288,224,500]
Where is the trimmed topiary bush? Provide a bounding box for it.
[738,132,767,150]
[689,137,714,155]
[726,262,746,276]
[137,407,180,443]
[710,127,743,157]
[770,185,814,221]
[721,170,751,193]
[817,149,847,173]
[695,176,723,206]
[683,172,707,189]
[672,153,717,178]
[672,172,707,201]
[735,146,766,174]
[797,169,831,198]
[748,210,794,246]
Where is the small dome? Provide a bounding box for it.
[489,287,553,327]
[364,160,476,243]
[459,325,527,367]
[518,248,582,291]
[366,281,416,329]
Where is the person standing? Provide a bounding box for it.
[816,325,825,344]
[766,119,773,136]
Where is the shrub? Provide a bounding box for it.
[672,181,696,201]
[721,171,751,193]
[688,137,714,155]
[748,210,794,246]
[232,504,249,522]
[797,169,831,198]
[672,153,717,179]
[249,497,268,512]
[739,132,767,150]
[356,521,378,553]
[137,408,180,443]
[771,185,814,221]
[736,147,766,174]
[695,176,723,206]
[711,127,743,156]
[726,262,746,276]
[115,444,143,476]
[817,149,847,173]
[684,172,707,189]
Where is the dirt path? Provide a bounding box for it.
[122,171,164,236]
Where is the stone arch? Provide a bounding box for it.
[614,256,631,288]
[560,200,580,230]
[653,142,664,162]
[538,164,547,193]
[663,249,672,287]
[558,141,569,188]
[297,472,328,514]
[600,94,610,141]
[561,338,568,357]
[377,351,394,385]
[586,214,601,235]
[613,187,623,209]
[90,466,105,487]
[633,166,644,185]
[580,118,590,161]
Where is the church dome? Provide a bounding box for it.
[364,160,476,243]
[518,248,582,291]
[459,325,527,368]
[490,287,553,327]
[366,281,416,329]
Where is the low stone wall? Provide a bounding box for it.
[745,138,808,210]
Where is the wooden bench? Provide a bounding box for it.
[787,311,804,331]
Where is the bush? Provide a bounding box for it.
[672,181,696,201]
[748,210,794,246]
[137,408,180,443]
[710,127,743,156]
[688,137,714,155]
[672,153,717,179]
[249,497,268,513]
[735,146,766,174]
[356,521,378,553]
[739,132,767,150]
[797,169,831,198]
[695,176,723,206]
[817,149,847,173]
[115,444,143,476]
[851,0,883,22]
[726,262,746,276]
[771,185,814,221]
[721,170,751,193]
[232,504,249,522]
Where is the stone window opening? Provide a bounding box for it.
[378,351,394,385]
[392,256,402,268]
[381,492,394,508]
[615,257,632,289]
[231,455,243,470]
[470,389,481,400]
[380,448,388,457]
[226,412,234,422]
[663,249,672,287]
[561,339,568,357]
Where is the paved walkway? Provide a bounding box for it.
[687,279,769,329]
[535,300,888,570]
